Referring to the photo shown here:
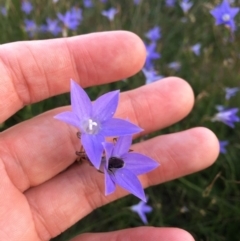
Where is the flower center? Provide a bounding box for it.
[82,118,100,134]
[108,157,125,169]
[222,13,230,22]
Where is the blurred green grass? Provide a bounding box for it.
[1,0,240,240]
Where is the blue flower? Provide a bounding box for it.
[130,196,153,224]
[145,26,161,42]
[210,0,239,32]
[180,0,193,13]
[142,68,164,85]
[24,19,38,37]
[101,8,118,21]
[41,18,62,36]
[83,0,94,8]
[0,6,7,16]
[144,42,161,70]
[54,80,142,169]
[166,0,176,7]
[219,140,229,154]
[211,106,240,128]
[168,61,181,71]
[225,87,239,100]
[57,7,82,31]
[191,43,201,56]
[21,1,33,14]
[101,135,159,201]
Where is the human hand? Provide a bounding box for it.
[0,31,219,241]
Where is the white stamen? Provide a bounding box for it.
[88,119,97,131]
[222,14,230,22]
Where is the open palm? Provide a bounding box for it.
[0,31,219,241]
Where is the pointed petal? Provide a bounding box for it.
[122,153,159,175]
[112,135,132,157]
[54,111,80,129]
[138,211,148,224]
[104,168,116,195]
[93,90,120,122]
[113,168,146,202]
[101,118,143,136]
[230,8,239,18]
[70,79,92,119]
[81,133,104,169]
[102,142,114,167]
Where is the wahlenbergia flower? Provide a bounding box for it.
[142,68,164,85]
[83,0,94,8]
[180,0,193,13]
[41,18,62,36]
[191,43,201,56]
[0,6,7,16]
[211,106,240,128]
[21,1,33,14]
[168,61,181,71]
[144,42,161,70]
[219,140,229,154]
[166,0,176,8]
[102,135,159,201]
[130,196,153,224]
[101,8,118,21]
[24,19,38,38]
[145,26,161,42]
[54,80,142,169]
[57,7,82,31]
[225,87,239,100]
[210,0,239,32]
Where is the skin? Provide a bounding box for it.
[0,31,219,241]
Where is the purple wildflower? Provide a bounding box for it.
[219,140,229,154]
[210,0,239,32]
[130,196,153,224]
[211,106,240,128]
[0,6,7,16]
[168,61,181,71]
[101,7,118,21]
[41,18,62,36]
[83,0,94,8]
[144,42,161,69]
[54,80,142,169]
[191,43,201,56]
[24,19,38,37]
[145,26,161,42]
[101,135,159,201]
[166,0,176,7]
[225,87,239,100]
[142,68,164,85]
[57,8,82,31]
[180,0,193,13]
[21,1,33,14]
[133,0,141,5]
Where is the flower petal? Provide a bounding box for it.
[93,90,120,122]
[112,135,132,157]
[101,118,143,136]
[70,79,92,119]
[122,153,159,175]
[113,168,146,202]
[104,168,116,195]
[102,142,114,167]
[54,111,80,129]
[81,133,104,169]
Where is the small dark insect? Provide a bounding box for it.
[108,157,124,169]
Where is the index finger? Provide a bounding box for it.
[0,31,146,123]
